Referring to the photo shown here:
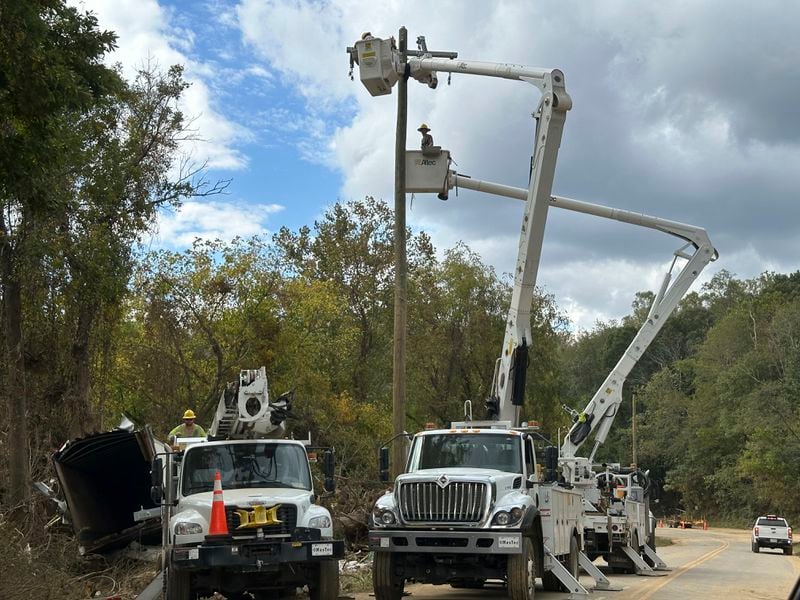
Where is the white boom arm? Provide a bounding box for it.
[208,367,292,440]
[349,37,573,428]
[445,173,717,457]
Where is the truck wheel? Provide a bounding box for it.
[165,565,192,600]
[507,537,537,600]
[751,541,759,553]
[373,552,404,600]
[310,559,340,600]
[784,546,793,556]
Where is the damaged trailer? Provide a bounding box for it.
[52,420,170,554]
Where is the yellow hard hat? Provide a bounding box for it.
[183,409,197,420]
[418,123,430,132]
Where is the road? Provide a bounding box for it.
[352,527,800,600]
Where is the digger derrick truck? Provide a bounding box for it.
[349,35,592,600]
[151,368,344,600]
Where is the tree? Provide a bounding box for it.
[0,0,120,504]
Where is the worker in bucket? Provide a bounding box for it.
[169,409,206,445]
[418,123,441,156]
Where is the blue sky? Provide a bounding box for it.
[76,0,800,330]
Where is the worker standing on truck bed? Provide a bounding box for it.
[169,409,206,443]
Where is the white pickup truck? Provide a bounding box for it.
[752,515,793,555]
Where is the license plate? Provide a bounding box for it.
[498,536,520,549]
[380,538,389,548]
[770,538,777,543]
[188,548,199,560]
[311,543,333,556]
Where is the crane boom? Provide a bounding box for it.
[442,172,717,457]
[348,37,572,428]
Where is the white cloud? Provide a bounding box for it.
[74,0,250,170]
[154,200,284,247]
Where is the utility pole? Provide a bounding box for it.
[391,27,408,478]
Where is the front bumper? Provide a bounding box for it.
[172,538,344,570]
[368,529,522,554]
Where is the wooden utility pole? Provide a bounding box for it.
[391,27,408,478]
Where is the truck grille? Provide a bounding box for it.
[398,481,488,523]
[225,504,297,537]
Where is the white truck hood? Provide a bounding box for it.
[179,487,313,519]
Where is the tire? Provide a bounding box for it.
[165,565,192,600]
[309,560,340,600]
[507,537,537,600]
[373,552,404,600]
[785,546,793,556]
[752,541,759,553]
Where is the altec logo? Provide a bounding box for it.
[414,159,437,166]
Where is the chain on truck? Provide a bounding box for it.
[151,368,344,600]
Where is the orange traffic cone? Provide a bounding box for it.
[208,470,229,537]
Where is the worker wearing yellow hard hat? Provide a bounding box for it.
[169,409,206,445]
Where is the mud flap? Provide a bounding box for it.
[543,545,590,599]
[577,551,621,591]
[620,545,667,577]
[642,544,670,571]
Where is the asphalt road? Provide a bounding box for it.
[352,527,800,600]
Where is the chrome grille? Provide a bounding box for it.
[398,481,487,523]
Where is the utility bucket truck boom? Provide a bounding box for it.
[349,34,592,600]
[154,368,344,600]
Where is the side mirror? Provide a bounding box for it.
[323,450,336,493]
[379,447,390,483]
[150,458,163,504]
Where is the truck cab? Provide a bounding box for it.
[369,425,584,600]
[159,438,343,600]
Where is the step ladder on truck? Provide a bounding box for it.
[151,368,344,600]
[349,34,591,600]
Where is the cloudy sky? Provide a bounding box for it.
[75,0,800,330]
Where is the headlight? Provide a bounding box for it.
[493,507,524,526]
[372,508,396,526]
[174,522,203,535]
[494,511,511,526]
[309,515,331,529]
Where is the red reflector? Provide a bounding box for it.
[789,528,793,539]
[754,527,759,536]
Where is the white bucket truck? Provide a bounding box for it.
[349,33,590,600]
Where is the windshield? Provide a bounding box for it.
[182,443,311,496]
[757,517,787,527]
[408,433,522,473]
